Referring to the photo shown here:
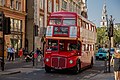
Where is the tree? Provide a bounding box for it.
[97,27,108,48]
[113,26,120,46]
[97,24,120,48]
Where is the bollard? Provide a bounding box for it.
[104,59,107,73]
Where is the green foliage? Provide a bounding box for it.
[97,27,108,48]
[113,28,120,45]
[97,25,120,47]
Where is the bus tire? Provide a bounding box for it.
[73,60,81,74]
[45,65,51,73]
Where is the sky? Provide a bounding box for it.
[87,0,120,27]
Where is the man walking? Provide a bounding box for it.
[9,46,15,61]
[7,46,11,60]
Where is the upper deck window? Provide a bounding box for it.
[63,18,76,25]
[50,19,62,25]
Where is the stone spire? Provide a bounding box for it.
[100,0,107,27]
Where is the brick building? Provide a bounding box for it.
[0,0,26,57]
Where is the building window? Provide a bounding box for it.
[62,0,67,10]
[14,20,17,31]
[103,22,104,26]
[56,3,59,12]
[69,1,72,12]
[73,2,75,12]
[39,16,44,35]
[16,1,19,10]
[0,0,5,6]
[74,3,77,12]
[10,0,14,9]
[11,19,14,31]
[10,19,22,32]
[40,0,44,9]
[48,0,52,12]
[39,16,44,28]
[18,2,21,11]
[78,6,81,15]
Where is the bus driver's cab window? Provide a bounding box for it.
[59,43,64,51]
[47,39,58,51]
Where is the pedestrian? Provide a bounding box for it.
[35,48,41,55]
[110,48,120,80]
[39,47,44,68]
[9,46,15,61]
[7,46,11,60]
[18,48,23,60]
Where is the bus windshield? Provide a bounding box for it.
[63,18,76,25]
[49,18,61,25]
[49,18,76,25]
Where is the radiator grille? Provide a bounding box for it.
[51,57,66,68]
[52,57,58,67]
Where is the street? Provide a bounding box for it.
[0,60,114,80]
[0,0,119,80]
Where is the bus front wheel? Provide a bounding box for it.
[72,61,81,74]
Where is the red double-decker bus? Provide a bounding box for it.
[44,11,97,74]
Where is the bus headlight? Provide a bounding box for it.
[46,58,49,62]
[69,60,73,64]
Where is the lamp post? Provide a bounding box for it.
[33,24,38,66]
[0,11,5,71]
[33,24,35,66]
[107,15,114,73]
[2,13,5,71]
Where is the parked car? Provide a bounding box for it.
[95,48,109,60]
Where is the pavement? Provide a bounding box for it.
[0,58,44,75]
[90,62,115,80]
[90,71,114,80]
[0,58,115,80]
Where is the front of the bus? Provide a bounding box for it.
[44,12,81,73]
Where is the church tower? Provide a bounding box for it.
[100,1,107,27]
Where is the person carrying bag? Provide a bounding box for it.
[111,49,120,80]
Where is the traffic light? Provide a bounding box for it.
[0,11,4,31]
[34,25,38,36]
[108,20,113,37]
[4,17,11,34]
